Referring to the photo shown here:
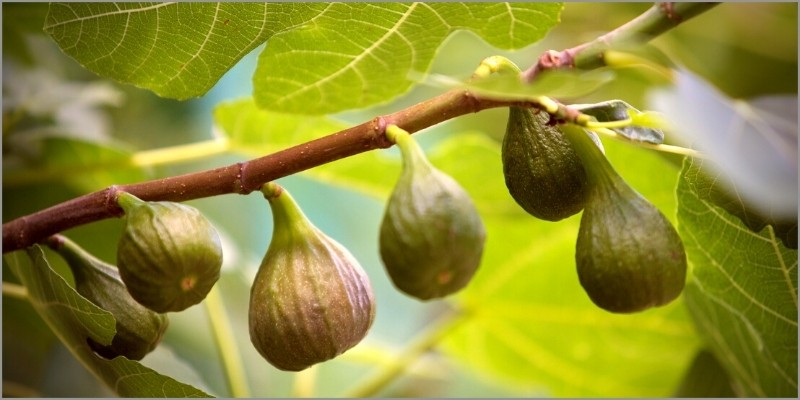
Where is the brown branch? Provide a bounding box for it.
[2,90,509,253]
[522,2,720,81]
[2,2,720,254]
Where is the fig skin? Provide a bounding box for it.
[249,183,376,371]
[379,126,486,300]
[116,192,223,313]
[502,106,590,221]
[51,235,168,360]
[563,124,688,313]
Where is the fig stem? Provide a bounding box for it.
[115,192,144,214]
[260,182,284,200]
[471,55,521,80]
[385,125,433,173]
[204,286,251,398]
[346,310,467,398]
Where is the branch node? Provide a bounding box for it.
[370,116,392,148]
[234,162,256,194]
[103,185,125,217]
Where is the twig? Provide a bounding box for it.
[522,2,719,81]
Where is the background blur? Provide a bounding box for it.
[3,3,797,397]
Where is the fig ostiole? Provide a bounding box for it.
[563,124,688,313]
[49,235,168,360]
[379,125,486,300]
[502,106,591,221]
[115,192,223,313]
[249,182,376,371]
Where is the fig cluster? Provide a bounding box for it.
[247,126,487,370]
[501,107,688,313]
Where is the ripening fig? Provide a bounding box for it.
[502,107,590,221]
[563,124,687,313]
[116,192,223,313]
[50,235,168,360]
[379,125,486,300]
[249,182,375,371]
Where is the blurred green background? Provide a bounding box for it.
[3,2,796,397]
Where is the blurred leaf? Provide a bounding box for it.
[677,157,798,397]
[432,133,699,397]
[649,70,798,220]
[417,68,614,101]
[4,247,213,397]
[254,3,562,114]
[572,99,665,144]
[673,348,736,398]
[655,3,797,98]
[1,3,50,64]
[3,136,149,191]
[44,2,325,100]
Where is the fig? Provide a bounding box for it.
[116,192,223,313]
[502,106,590,221]
[563,124,687,313]
[249,183,375,371]
[379,126,486,300]
[50,235,168,360]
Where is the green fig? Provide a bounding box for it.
[116,192,223,313]
[50,235,168,360]
[502,106,590,221]
[249,183,376,371]
[563,124,687,313]
[379,126,486,300]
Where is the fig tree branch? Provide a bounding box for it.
[1,2,717,254]
[523,2,719,81]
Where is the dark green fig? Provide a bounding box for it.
[116,192,223,313]
[502,106,590,221]
[249,183,376,371]
[379,126,486,300]
[50,235,168,360]
[563,124,687,313]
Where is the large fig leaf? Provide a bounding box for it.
[43,3,562,114]
[677,157,798,397]
[4,247,213,398]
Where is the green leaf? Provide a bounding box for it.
[43,3,325,100]
[434,134,699,397]
[4,247,213,397]
[43,2,561,108]
[254,3,562,114]
[677,157,798,397]
[2,136,149,191]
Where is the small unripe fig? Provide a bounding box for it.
[249,183,375,371]
[379,126,486,300]
[116,192,223,313]
[50,235,168,360]
[502,107,590,221]
[563,124,687,313]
